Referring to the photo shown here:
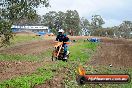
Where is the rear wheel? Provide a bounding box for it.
[63,56,68,62]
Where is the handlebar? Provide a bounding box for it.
[54,41,70,44]
[54,41,70,48]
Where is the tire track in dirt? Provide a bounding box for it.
[0,36,119,87]
[0,36,90,55]
[0,37,73,82]
[0,40,54,55]
[0,39,56,81]
[34,68,67,88]
[0,60,54,81]
[89,39,132,68]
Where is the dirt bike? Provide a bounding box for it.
[51,41,70,62]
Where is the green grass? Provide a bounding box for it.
[1,40,132,88]
[0,60,68,88]
[0,47,67,88]
[69,41,98,62]
[0,40,98,88]
[64,41,99,87]
[63,41,132,88]
[0,54,39,61]
[10,35,42,45]
[0,68,53,88]
[0,48,53,61]
[0,48,54,88]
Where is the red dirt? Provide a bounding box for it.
[0,60,54,81]
[0,36,132,87]
[13,31,36,36]
[89,38,132,68]
[0,36,87,82]
[0,39,56,81]
[0,36,90,55]
[34,68,68,88]
[0,40,54,55]
[34,38,132,88]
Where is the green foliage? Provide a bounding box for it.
[0,20,13,47]
[0,68,53,88]
[102,21,132,39]
[42,11,57,28]
[117,21,132,39]
[92,29,106,36]
[91,15,105,30]
[64,41,99,87]
[42,10,81,35]
[1,40,132,88]
[0,0,49,47]
[3,0,49,21]
[64,41,132,88]
[0,40,98,88]
[65,10,81,35]
[69,41,98,62]
[80,17,90,36]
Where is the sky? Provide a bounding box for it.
[36,0,132,27]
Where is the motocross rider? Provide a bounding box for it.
[56,29,70,60]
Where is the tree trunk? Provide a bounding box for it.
[69,29,74,36]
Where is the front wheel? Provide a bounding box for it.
[52,56,58,61]
[63,55,69,62]
[62,58,67,62]
[52,50,58,61]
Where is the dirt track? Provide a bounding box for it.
[0,60,54,81]
[0,36,89,82]
[89,38,132,68]
[0,36,132,87]
[34,68,67,88]
[0,36,89,55]
[0,40,54,55]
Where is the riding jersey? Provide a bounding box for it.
[56,34,69,58]
[56,34,69,43]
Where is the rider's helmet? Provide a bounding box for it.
[58,29,64,33]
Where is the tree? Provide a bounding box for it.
[42,10,81,36]
[0,20,13,47]
[80,17,90,36]
[92,29,106,37]
[118,21,132,38]
[90,15,105,35]
[65,10,81,35]
[104,28,114,38]
[55,11,66,29]
[91,15,105,29]
[0,0,49,47]
[42,11,58,34]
